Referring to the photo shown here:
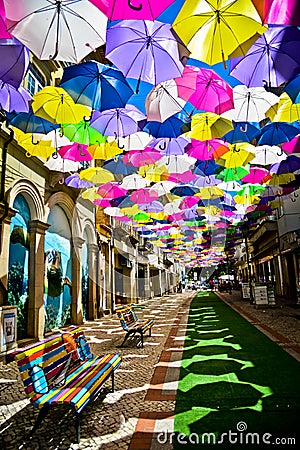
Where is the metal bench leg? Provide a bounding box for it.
[137,330,144,348]
[75,413,80,444]
[30,405,51,437]
[111,370,115,392]
[120,330,134,347]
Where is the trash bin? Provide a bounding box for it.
[0,305,18,355]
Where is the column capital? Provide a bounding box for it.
[73,236,85,249]
[28,219,50,234]
[0,203,17,224]
[88,243,99,253]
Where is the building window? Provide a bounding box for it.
[26,65,45,95]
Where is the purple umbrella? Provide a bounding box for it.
[146,135,190,156]
[0,82,31,112]
[230,26,300,88]
[0,37,29,88]
[65,173,94,188]
[90,106,146,138]
[105,20,185,92]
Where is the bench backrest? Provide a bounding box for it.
[116,306,139,331]
[12,327,93,401]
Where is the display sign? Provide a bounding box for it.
[242,283,250,299]
[254,284,268,305]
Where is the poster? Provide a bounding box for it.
[3,312,16,344]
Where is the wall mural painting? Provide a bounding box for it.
[8,194,30,339]
[44,205,72,331]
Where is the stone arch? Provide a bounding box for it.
[7,179,45,221]
[82,218,97,246]
[46,191,82,239]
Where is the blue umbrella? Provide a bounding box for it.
[223,121,260,143]
[60,60,134,111]
[143,114,185,138]
[170,184,199,197]
[284,73,300,103]
[103,155,137,175]
[193,160,221,176]
[6,107,59,133]
[257,122,300,145]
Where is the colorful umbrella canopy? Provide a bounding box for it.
[4,0,107,62]
[241,166,270,184]
[105,20,185,92]
[252,0,300,26]
[12,127,55,158]
[130,188,159,204]
[59,60,134,111]
[0,0,11,38]
[103,155,137,175]
[44,153,80,172]
[90,106,145,137]
[145,79,187,122]
[229,26,300,88]
[187,138,228,161]
[64,173,94,189]
[257,121,300,145]
[120,173,148,190]
[282,135,300,153]
[273,93,300,122]
[0,37,29,88]
[158,154,196,173]
[32,86,90,124]
[143,114,185,138]
[97,182,128,199]
[172,0,266,67]
[222,121,260,144]
[284,73,300,103]
[147,135,190,156]
[88,140,122,160]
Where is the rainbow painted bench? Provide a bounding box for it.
[7,326,122,443]
[116,305,154,348]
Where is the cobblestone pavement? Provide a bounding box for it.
[0,290,299,450]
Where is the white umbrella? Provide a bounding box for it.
[107,132,153,152]
[157,155,196,173]
[4,0,107,62]
[103,207,124,217]
[251,145,287,166]
[145,79,187,122]
[44,154,80,172]
[149,181,177,196]
[120,174,149,190]
[222,85,279,123]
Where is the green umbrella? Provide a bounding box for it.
[61,119,107,146]
[216,166,250,182]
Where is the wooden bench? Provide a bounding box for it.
[116,305,154,348]
[6,326,122,443]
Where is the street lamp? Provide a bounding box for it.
[240,223,254,304]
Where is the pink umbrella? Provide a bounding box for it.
[187,67,234,115]
[130,188,159,204]
[174,65,198,101]
[179,196,200,209]
[0,0,11,38]
[186,139,229,161]
[93,198,112,207]
[58,143,92,161]
[282,135,300,153]
[241,166,271,184]
[167,170,196,183]
[97,182,128,199]
[126,149,162,167]
[97,0,175,21]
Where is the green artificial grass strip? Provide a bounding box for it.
[173,291,300,448]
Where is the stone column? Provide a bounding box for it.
[71,236,85,325]
[144,263,151,299]
[28,220,50,339]
[87,243,98,320]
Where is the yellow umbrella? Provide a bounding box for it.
[234,194,261,205]
[186,112,233,141]
[216,142,255,168]
[12,127,55,159]
[267,173,296,185]
[273,92,300,122]
[88,140,122,160]
[81,187,100,201]
[173,0,266,67]
[196,186,224,199]
[79,167,114,184]
[32,86,90,124]
[139,164,168,182]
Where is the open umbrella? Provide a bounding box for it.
[252,0,300,26]
[61,119,107,146]
[110,131,153,152]
[103,155,137,175]
[97,182,128,199]
[120,173,148,190]
[251,144,287,165]
[90,106,145,138]
[257,121,300,145]
[229,26,300,88]
[284,73,300,103]
[157,154,196,173]
[223,85,279,123]
[88,140,122,160]
[241,166,270,184]
[64,173,94,189]
[273,92,300,122]
[282,135,300,154]
[187,67,234,115]
[130,188,159,204]
[79,167,115,184]
[172,0,266,67]
[4,0,107,62]
[147,135,190,156]
[145,79,187,122]
[44,153,80,172]
[222,121,260,144]
[143,114,185,138]
[187,138,228,161]
[6,106,59,134]
[0,0,11,38]
[0,37,29,88]
[127,149,162,167]
[59,60,134,111]
[32,86,90,124]
[58,143,92,162]
[187,112,233,141]
[105,20,185,92]
[12,127,55,158]
[0,82,31,112]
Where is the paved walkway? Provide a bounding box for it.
[0,290,299,449]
